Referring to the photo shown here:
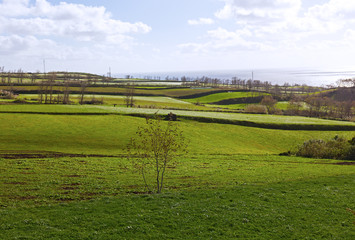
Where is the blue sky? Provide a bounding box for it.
[1,0,355,75]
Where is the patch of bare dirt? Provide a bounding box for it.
[178,176,195,179]
[60,186,79,190]
[128,191,153,195]
[61,174,84,178]
[0,151,124,159]
[4,182,27,185]
[334,162,355,165]
[10,196,37,200]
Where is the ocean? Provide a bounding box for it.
[120,68,355,87]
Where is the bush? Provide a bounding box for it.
[295,136,354,160]
[244,104,267,114]
[344,146,355,160]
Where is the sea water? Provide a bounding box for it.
[124,68,355,86]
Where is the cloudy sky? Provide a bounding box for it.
[1,0,355,75]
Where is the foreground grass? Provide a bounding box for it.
[1,155,354,208]
[1,154,354,238]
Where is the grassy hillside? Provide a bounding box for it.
[0,111,354,155]
[15,94,207,110]
[1,105,354,130]
[184,91,268,104]
[0,104,354,239]
[0,85,224,98]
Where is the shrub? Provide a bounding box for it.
[344,146,355,160]
[261,95,277,114]
[13,98,28,104]
[295,136,354,160]
[244,104,267,114]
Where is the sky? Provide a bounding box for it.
[1,0,355,75]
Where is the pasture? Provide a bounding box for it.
[184,91,268,104]
[0,105,354,239]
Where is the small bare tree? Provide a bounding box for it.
[79,80,87,105]
[261,95,278,114]
[124,83,135,107]
[62,72,71,104]
[127,115,187,193]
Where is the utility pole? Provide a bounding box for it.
[43,59,46,74]
[108,67,111,78]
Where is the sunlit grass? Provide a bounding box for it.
[0,113,353,155]
[184,91,268,104]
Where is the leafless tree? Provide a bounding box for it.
[48,72,56,104]
[0,67,5,84]
[62,72,71,104]
[79,80,87,105]
[127,115,187,193]
[124,83,135,107]
[261,95,278,114]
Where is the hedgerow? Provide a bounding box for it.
[294,136,355,160]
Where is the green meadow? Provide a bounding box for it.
[15,94,205,110]
[184,91,268,104]
[1,104,354,128]
[0,104,354,239]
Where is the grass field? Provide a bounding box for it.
[0,111,354,155]
[1,104,354,129]
[1,155,354,238]
[13,94,208,110]
[0,85,224,98]
[184,91,268,104]
[0,104,354,239]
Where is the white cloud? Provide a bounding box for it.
[179,27,271,55]
[180,0,355,57]
[0,0,153,73]
[307,0,355,20]
[0,34,68,59]
[0,0,151,44]
[215,0,301,24]
[188,18,214,25]
[0,0,31,17]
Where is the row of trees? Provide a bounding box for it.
[247,93,354,121]
[1,66,328,99]
[181,75,323,96]
[0,68,116,86]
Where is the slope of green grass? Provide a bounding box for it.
[0,113,353,155]
[184,91,267,104]
[1,104,354,129]
[0,85,224,97]
[13,94,209,110]
[0,105,354,239]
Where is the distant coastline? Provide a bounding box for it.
[117,68,355,86]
